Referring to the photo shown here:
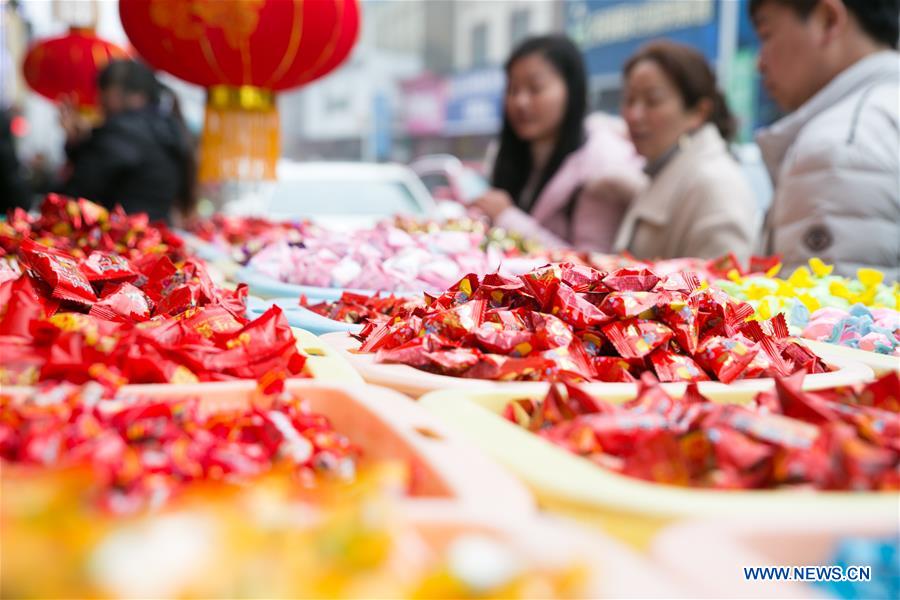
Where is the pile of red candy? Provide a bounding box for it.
[0,193,187,262]
[1,196,307,391]
[1,239,305,390]
[0,383,358,513]
[505,372,899,490]
[357,263,826,383]
[302,292,423,325]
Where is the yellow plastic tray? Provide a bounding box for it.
[322,332,874,400]
[801,339,899,376]
[292,327,363,383]
[418,387,899,550]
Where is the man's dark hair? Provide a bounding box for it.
[749,0,899,50]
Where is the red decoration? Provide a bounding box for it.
[22,28,129,109]
[118,0,360,91]
[118,0,361,183]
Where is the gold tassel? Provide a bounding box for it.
[199,85,279,183]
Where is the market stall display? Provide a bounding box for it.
[419,373,899,547]
[325,263,873,397]
[0,379,534,515]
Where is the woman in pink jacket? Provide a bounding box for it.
[473,35,644,252]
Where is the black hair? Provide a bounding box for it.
[624,41,738,142]
[491,35,587,213]
[749,0,899,49]
[98,59,198,216]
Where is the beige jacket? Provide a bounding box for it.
[613,124,758,261]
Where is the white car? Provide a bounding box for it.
[219,161,461,229]
[410,154,489,205]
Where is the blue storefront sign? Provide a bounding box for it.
[566,0,720,77]
[443,68,504,137]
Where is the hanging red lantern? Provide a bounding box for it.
[22,28,129,110]
[119,0,361,182]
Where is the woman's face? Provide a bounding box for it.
[622,60,705,163]
[505,53,568,144]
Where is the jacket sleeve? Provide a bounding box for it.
[493,205,571,248]
[61,124,141,202]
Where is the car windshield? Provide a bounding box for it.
[268,179,424,216]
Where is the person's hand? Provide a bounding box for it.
[58,96,91,145]
[582,173,647,205]
[472,188,514,221]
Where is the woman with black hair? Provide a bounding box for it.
[474,35,644,252]
[59,59,196,224]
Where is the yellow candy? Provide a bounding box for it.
[855,286,878,306]
[776,280,796,297]
[765,263,783,278]
[797,293,821,313]
[787,266,814,288]
[857,268,884,288]
[808,257,834,278]
[756,299,772,320]
[745,284,772,300]
[726,269,743,284]
[829,280,854,300]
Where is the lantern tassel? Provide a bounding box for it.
[199,85,279,183]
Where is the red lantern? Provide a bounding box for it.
[22,28,129,110]
[119,0,361,182]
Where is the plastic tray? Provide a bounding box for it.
[801,339,899,377]
[2,380,535,518]
[321,332,875,400]
[246,297,363,336]
[403,508,689,598]
[171,228,233,263]
[2,327,362,397]
[417,387,899,549]
[235,266,420,301]
[652,514,897,598]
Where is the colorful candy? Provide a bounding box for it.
[0,383,358,514]
[357,263,827,384]
[246,222,547,294]
[302,292,423,325]
[802,305,900,356]
[504,372,900,490]
[715,259,899,324]
[1,194,187,262]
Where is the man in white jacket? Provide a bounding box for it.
[751,0,899,281]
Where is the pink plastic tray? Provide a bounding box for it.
[2,380,536,518]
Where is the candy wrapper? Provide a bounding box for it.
[356,263,827,384]
[18,239,97,306]
[505,372,900,490]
